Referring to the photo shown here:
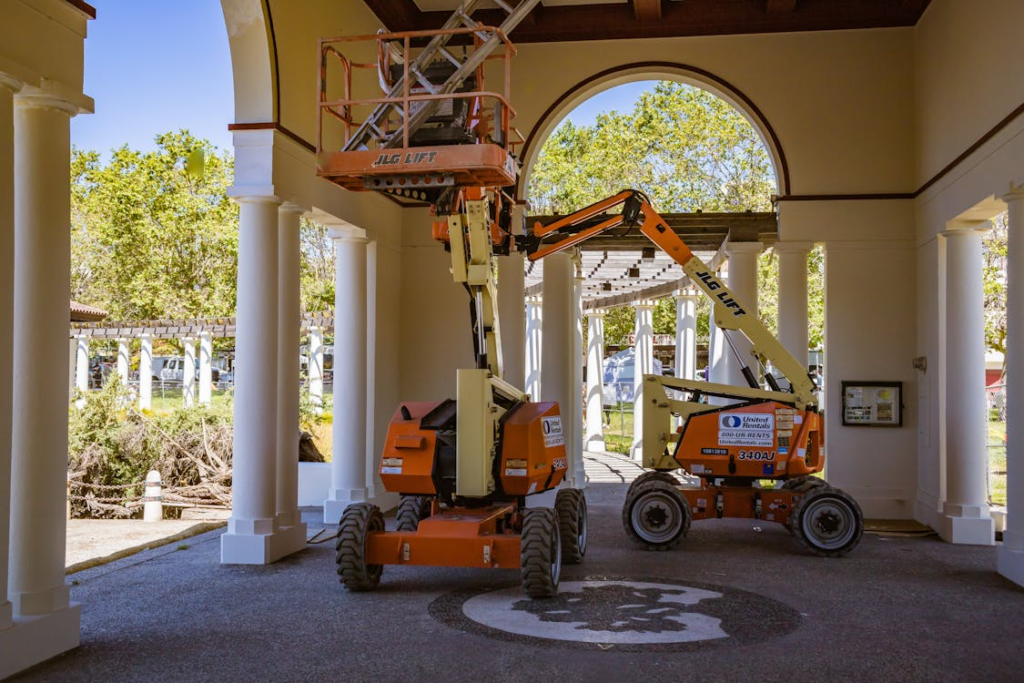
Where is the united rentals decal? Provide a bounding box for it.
[718,413,774,447]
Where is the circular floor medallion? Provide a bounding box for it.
[430,576,801,652]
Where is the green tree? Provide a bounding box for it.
[983,213,1008,359]
[530,82,819,357]
[71,131,237,321]
[300,218,336,313]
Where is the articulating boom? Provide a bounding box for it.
[527,189,818,410]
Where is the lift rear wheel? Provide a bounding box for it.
[792,486,864,557]
[555,488,588,564]
[336,503,385,591]
[626,470,679,499]
[395,495,432,532]
[782,477,828,534]
[521,508,561,598]
[623,479,690,551]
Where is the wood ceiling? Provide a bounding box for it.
[364,0,932,43]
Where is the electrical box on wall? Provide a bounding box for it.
[841,381,903,427]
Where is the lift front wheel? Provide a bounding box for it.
[336,503,385,591]
[521,508,561,598]
[555,488,588,564]
[792,487,864,557]
[626,470,679,499]
[395,495,432,532]
[623,480,690,551]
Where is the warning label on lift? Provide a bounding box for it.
[718,413,774,447]
[542,416,564,448]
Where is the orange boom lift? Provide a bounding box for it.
[528,190,864,557]
[315,0,585,598]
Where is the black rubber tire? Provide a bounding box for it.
[622,479,691,551]
[335,503,385,591]
[792,486,864,557]
[782,477,828,535]
[782,476,829,492]
[521,508,561,598]
[395,495,432,532]
[626,470,679,499]
[555,488,588,564]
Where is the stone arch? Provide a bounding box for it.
[518,62,789,201]
[220,0,276,124]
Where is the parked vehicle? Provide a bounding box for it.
[602,347,663,406]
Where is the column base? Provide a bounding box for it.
[0,604,80,679]
[276,510,302,528]
[940,510,994,545]
[630,440,643,462]
[220,519,307,565]
[572,463,587,490]
[323,490,398,524]
[585,436,606,452]
[997,543,1024,588]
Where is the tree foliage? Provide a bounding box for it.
[71,131,238,321]
[529,82,825,356]
[300,217,336,313]
[983,213,1008,359]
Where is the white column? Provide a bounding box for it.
[325,230,369,523]
[498,251,527,389]
[116,338,130,389]
[182,337,196,408]
[221,196,285,564]
[139,334,153,410]
[199,331,213,405]
[542,252,574,480]
[723,241,762,387]
[632,301,655,461]
[308,326,324,413]
[941,224,994,545]
[776,242,813,370]
[276,204,305,544]
[585,310,606,452]
[68,338,76,398]
[525,297,543,399]
[8,92,80,642]
[0,74,17,634]
[571,262,585,487]
[675,288,698,381]
[74,334,89,407]
[1000,189,1024,585]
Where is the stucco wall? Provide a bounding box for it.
[914,0,1024,189]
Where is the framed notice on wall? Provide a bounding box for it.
[841,381,903,427]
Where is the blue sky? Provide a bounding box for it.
[71,0,235,154]
[70,2,649,155]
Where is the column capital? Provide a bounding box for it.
[1000,183,1024,204]
[139,332,153,340]
[587,308,606,318]
[634,299,657,310]
[279,202,306,215]
[526,296,543,305]
[774,241,815,255]
[0,73,23,93]
[942,219,989,237]
[724,240,763,256]
[14,91,82,117]
[229,191,281,205]
[328,225,369,243]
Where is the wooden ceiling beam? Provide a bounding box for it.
[765,0,798,14]
[633,0,662,22]
[376,0,931,44]
[362,0,420,32]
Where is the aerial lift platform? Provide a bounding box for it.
[316,0,585,599]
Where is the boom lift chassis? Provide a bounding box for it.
[316,0,586,599]
[529,190,864,557]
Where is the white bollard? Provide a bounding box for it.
[143,470,163,522]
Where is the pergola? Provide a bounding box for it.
[4,0,1024,676]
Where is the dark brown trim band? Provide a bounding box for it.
[65,0,96,19]
[518,62,791,199]
[776,193,915,202]
[226,122,316,153]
